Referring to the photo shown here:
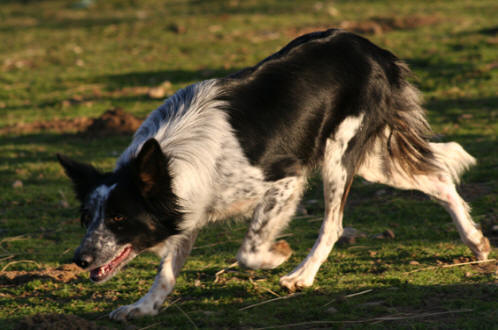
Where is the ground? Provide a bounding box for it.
[0,0,497,328]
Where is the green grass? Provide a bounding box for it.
[0,0,497,328]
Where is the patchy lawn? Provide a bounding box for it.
[0,0,496,328]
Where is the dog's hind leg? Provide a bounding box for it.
[357,139,491,260]
[109,231,198,321]
[237,176,305,270]
[280,115,364,291]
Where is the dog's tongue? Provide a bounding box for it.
[90,246,132,282]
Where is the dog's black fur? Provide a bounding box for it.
[58,29,489,320]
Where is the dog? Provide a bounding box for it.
[57,29,491,321]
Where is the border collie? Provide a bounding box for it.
[57,29,491,321]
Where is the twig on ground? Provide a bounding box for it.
[0,255,15,262]
[344,288,373,298]
[322,288,373,307]
[0,235,30,254]
[174,304,198,329]
[256,308,474,329]
[214,261,239,283]
[249,277,281,298]
[1,259,42,272]
[239,293,304,311]
[162,297,181,311]
[0,235,29,244]
[404,258,496,274]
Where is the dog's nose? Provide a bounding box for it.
[74,254,93,269]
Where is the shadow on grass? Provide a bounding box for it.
[426,96,498,122]
[478,26,498,36]
[0,133,130,169]
[91,67,239,88]
[407,58,493,90]
[407,58,477,79]
[2,282,497,328]
[0,68,238,113]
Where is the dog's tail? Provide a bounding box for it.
[378,61,475,182]
[380,62,438,177]
[429,141,476,183]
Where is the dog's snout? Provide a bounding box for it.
[74,253,94,269]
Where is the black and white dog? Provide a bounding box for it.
[58,29,491,320]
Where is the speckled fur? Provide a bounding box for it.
[59,29,489,322]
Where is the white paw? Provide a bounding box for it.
[474,237,491,261]
[279,269,315,292]
[109,302,158,321]
[238,240,293,270]
[260,252,291,269]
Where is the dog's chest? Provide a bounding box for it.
[206,140,269,221]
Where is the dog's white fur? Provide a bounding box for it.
[108,81,488,320]
[281,114,364,289]
[63,30,490,321]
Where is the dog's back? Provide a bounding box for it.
[59,30,490,319]
[218,29,437,182]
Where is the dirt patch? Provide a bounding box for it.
[0,108,142,136]
[339,15,441,35]
[15,314,108,330]
[0,117,93,135]
[0,263,82,285]
[83,108,142,136]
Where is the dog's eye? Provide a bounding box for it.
[112,215,126,222]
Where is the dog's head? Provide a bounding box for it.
[57,139,181,283]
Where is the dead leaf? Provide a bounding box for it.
[12,180,23,189]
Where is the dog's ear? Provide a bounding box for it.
[57,154,102,201]
[134,138,170,198]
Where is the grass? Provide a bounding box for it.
[0,0,497,328]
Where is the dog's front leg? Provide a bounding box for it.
[109,231,198,321]
[237,176,305,270]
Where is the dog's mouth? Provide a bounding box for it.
[89,245,134,282]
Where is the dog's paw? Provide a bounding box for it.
[279,270,314,292]
[238,240,293,270]
[474,236,491,261]
[109,302,158,321]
